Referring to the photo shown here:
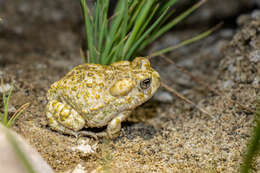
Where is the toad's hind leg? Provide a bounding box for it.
[46,100,85,136]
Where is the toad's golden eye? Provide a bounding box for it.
[140,78,152,90]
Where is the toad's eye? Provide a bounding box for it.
[140,78,152,90]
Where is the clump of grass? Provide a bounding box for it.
[0,80,29,128]
[240,98,260,173]
[80,0,211,65]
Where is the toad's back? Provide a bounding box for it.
[48,64,112,114]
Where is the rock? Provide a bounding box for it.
[249,50,260,62]
[71,138,97,156]
[251,10,260,19]
[219,14,260,86]
[0,83,12,93]
[0,124,54,173]
[65,164,86,173]
[153,90,174,103]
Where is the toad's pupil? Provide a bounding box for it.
[144,79,150,84]
[141,78,151,89]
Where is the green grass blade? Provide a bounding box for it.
[128,0,139,14]
[125,8,169,60]
[127,0,135,7]
[154,0,206,40]
[93,1,100,50]
[127,0,146,32]
[114,2,129,62]
[107,34,129,63]
[159,0,179,14]
[101,0,126,64]
[135,4,159,41]
[240,99,260,173]
[123,0,155,56]
[3,86,13,125]
[97,0,109,64]
[144,0,207,50]
[151,8,176,37]
[105,45,120,64]
[149,23,222,57]
[1,86,4,123]
[80,0,95,63]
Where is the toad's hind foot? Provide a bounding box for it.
[46,100,85,136]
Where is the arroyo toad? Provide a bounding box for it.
[46,57,160,138]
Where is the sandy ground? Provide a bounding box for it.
[0,1,259,172]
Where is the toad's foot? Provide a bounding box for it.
[46,100,85,136]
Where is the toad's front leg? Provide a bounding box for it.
[106,110,132,138]
[46,100,85,137]
[80,110,131,138]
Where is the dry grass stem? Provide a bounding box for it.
[161,82,212,117]
[160,55,254,113]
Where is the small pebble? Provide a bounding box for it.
[66,164,86,173]
[249,50,260,63]
[0,83,12,93]
[71,139,97,154]
[251,10,260,19]
[154,90,173,103]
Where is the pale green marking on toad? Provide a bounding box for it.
[46,57,160,139]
